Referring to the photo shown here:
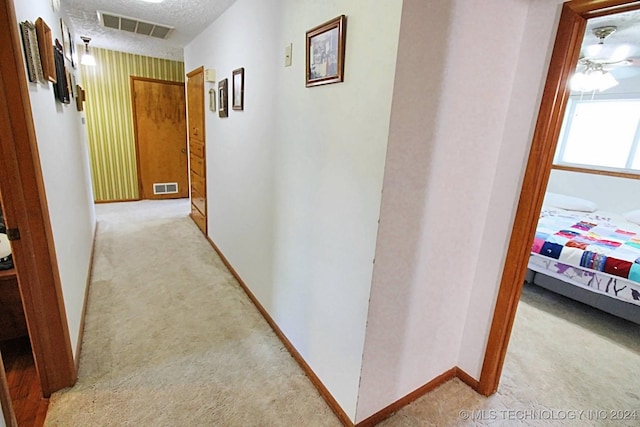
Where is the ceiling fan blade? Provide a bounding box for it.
[582,43,636,63]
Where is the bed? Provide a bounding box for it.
[527,203,640,324]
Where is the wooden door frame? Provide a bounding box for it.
[478,0,640,396]
[186,66,207,234]
[0,0,76,398]
[131,76,187,200]
[0,350,17,427]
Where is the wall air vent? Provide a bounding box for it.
[153,183,178,195]
[97,10,174,39]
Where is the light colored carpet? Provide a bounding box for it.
[379,284,640,427]
[44,200,340,426]
[44,200,640,426]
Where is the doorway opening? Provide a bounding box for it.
[480,0,640,396]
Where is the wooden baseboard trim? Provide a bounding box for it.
[355,367,457,427]
[455,367,480,390]
[203,239,484,426]
[205,236,354,426]
[94,198,139,204]
[74,223,98,372]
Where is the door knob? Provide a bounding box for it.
[181,148,186,154]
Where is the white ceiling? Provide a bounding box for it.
[62,1,640,68]
[581,9,640,80]
[63,0,237,60]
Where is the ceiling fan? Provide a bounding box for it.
[578,26,634,71]
[571,25,637,92]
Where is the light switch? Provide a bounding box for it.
[205,68,216,82]
[284,43,292,67]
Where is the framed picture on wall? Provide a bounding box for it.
[60,18,71,62]
[305,15,346,87]
[232,67,244,111]
[209,88,216,112]
[35,17,56,83]
[218,78,228,118]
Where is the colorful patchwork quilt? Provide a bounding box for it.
[532,208,640,289]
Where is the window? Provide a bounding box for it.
[554,98,640,173]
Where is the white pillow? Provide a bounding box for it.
[543,192,598,212]
[624,209,640,225]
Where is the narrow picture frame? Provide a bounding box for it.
[305,15,346,88]
[60,18,71,62]
[218,78,228,118]
[35,17,56,83]
[209,88,216,112]
[232,67,244,111]
[20,20,45,83]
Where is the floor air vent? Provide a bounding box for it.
[98,11,174,39]
[153,183,178,195]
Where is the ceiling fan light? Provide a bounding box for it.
[569,72,589,92]
[593,70,618,91]
[81,53,96,66]
[80,36,96,67]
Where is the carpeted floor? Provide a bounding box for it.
[44,199,640,426]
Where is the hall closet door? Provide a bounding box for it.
[187,67,207,235]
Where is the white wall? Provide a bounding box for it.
[13,0,96,358]
[189,0,599,422]
[357,0,546,419]
[184,0,402,420]
[457,0,566,379]
[357,0,581,419]
[547,169,640,214]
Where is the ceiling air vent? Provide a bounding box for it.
[97,10,174,39]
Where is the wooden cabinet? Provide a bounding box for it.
[187,67,207,235]
[0,269,28,342]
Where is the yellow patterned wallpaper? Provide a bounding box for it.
[80,47,185,202]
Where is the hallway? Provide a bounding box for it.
[42,200,640,426]
[44,199,340,426]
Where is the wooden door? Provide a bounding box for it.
[187,67,207,234]
[132,77,188,200]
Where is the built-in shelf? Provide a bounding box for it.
[0,267,16,280]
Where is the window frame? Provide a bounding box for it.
[553,93,640,176]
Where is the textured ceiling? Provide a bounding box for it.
[63,0,237,60]
[62,1,640,66]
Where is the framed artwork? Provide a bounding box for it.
[76,84,85,111]
[69,29,76,68]
[60,18,71,62]
[305,15,346,87]
[232,67,244,111]
[19,21,45,83]
[209,88,216,112]
[35,17,56,83]
[218,78,228,118]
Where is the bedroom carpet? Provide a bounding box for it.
[44,199,640,426]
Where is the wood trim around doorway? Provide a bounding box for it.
[477,0,640,396]
[0,0,76,398]
[0,350,17,427]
